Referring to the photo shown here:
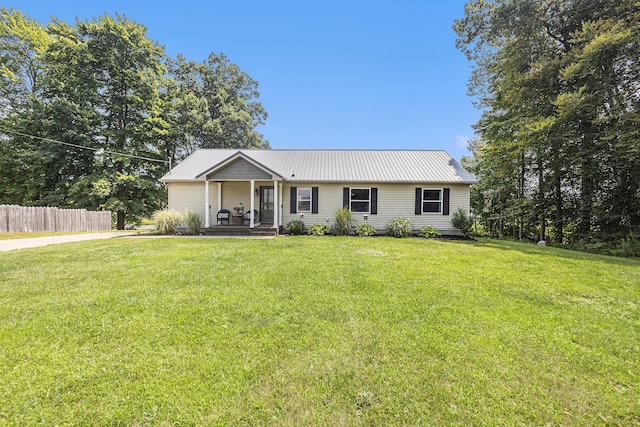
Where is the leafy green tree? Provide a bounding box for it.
[0,7,53,205]
[66,14,167,228]
[165,53,269,161]
[455,0,640,248]
[0,9,270,228]
[0,6,50,104]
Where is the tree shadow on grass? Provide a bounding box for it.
[451,238,640,268]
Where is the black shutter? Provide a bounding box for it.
[343,187,350,209]
[415,188,422,215]
[312,187,319,214]
[290,186,297,213]
[370,188,378,215]
[443,188,450,215]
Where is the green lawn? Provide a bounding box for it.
[0,237,638,426]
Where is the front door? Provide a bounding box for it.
[260,186,274,223]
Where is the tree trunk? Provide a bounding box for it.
[519,217,524,241]
[518,152,525,241]
[579,164,593,240]
[554,172,563,243]
[538,154,545,242]
[116,210,126,230]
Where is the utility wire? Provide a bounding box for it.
[0,126,169,164]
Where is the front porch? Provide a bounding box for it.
[204,180,283,230]
[199,152,285,231]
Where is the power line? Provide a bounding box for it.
[0,126,169,164]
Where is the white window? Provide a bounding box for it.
[422,188,442,213]
[297,187,311,212]
[350,188,370,213]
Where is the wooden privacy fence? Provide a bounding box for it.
[0,205,112,233]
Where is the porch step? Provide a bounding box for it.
[202,226,278,237]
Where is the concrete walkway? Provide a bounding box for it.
[0,232,135,252]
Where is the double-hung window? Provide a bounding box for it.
[350,188,370,213]
[290,186,319,214]
[297,187,311,212]
[343,187,378,214]
[422,188,442,213]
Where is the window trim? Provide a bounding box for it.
[421,188,443,214]
[296,187,312,213]
[350,187,371,213]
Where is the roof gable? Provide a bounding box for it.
[207,157,273,180]
[197,151,282,180]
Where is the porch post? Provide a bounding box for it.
[204,180,210,227]
[273,180,279,229]
[279,182,284,227]
[250,180,255,228]
[217,182,222,219]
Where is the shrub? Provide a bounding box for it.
[452,208,473,237]
[286,220,305,235]
[152,209,181,235]
[616,232,640,257]
[334,208,353,236]
[354,223,376,237]
[308,223,330,236]
[140,217,155,226]
[181,209,201,235]
[418,226,441,238]
[385,217,413,238]
[601,231,640,258]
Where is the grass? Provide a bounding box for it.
[0,237,638,425]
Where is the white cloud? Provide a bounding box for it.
[455,135,470,149]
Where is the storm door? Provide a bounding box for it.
[260,186,274,223]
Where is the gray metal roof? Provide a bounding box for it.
[160,149,477,184]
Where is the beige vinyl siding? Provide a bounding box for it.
[283,183,343,229]
[221,182,254,212]
[282,183,471,234]
[221,182,252,212]
[167,182,208,221]
[168,181,471,233]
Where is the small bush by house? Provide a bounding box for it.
[452,208,473,237]
[153,209,182,235]
[354,223,376,237]
[308,223,330,236]
[334,208,353,236]
[385,217,413,238]
[418,226,441,238]
[182,209,201,235]
[287,220,305,235]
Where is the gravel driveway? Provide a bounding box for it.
[0,232,135,252]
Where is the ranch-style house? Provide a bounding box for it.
[159,149,477,234]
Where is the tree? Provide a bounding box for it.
[0,9,270,227]
[0,6,50,105]
[454,0,640,249]
[66,14,168,228]
[164,53,269,162]
[0,7,53,205]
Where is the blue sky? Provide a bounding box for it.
[13,0,479,161]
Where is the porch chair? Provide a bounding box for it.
[217,209,231,225]
[243,209,259,225]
